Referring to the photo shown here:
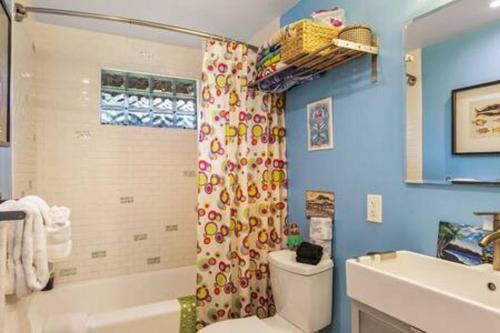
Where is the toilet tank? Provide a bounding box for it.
[269,250,333,333]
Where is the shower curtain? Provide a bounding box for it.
[196,40,288,328]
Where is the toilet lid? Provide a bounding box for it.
[199,317,278,333]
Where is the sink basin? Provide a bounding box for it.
[346,251,500,333]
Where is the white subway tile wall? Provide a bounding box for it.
[11,17,38,198]
[13,22,201,283]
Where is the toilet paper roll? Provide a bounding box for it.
[46,220,72,244]
[309,217,332,240]
[311,238,332,258]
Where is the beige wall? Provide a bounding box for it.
[13,21,201,283]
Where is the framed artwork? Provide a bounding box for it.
[452,80,500,154]
[305,190,335,219]
[437,221,492,266]
[307,97,333,151]
[0,0,10,146]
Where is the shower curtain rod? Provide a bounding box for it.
[14,3,259,51]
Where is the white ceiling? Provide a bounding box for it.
[28,0,298,48]
[406,0,500,51]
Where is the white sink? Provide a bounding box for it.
[346,251,500,333]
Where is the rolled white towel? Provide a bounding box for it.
[43,312,88,333]
[47,241,72,263]
[48,206,71,225]
[46,220,71,244]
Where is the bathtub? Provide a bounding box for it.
[21,266,196,333]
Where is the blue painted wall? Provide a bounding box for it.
[422,20,500,181]
[281,1,500,332]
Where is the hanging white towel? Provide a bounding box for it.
[0,223,7,331]
[17,198,50,295]
[22,195,55,227]
[0,200,23,331]
[0,200,23,295]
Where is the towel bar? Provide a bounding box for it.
[0,211,26,222]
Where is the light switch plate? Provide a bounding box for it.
[367,194,383,223]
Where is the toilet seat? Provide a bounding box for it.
[198,315,304,333]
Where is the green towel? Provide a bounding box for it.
[178,295,197,333]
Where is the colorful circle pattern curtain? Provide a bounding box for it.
[196,40,288,328]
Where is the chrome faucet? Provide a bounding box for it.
[476,212,500,271]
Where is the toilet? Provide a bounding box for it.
[200,249,334,333]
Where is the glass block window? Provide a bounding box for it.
[100,69,198,129]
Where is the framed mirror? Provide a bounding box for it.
[0,0,10,146]
[405,0,500,185]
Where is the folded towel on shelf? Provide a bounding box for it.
[257,44,281,63]
[257,49,281,71]
[296,241,323,265]
[259,31,287,53]
[257,20,303,62]
[257,62,287,80]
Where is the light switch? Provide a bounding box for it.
[367,194,383,223]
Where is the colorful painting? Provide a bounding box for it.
[306,190,335,219]
[437,221,493,266]
[307,97,334,151]
[0,0,10,146]
[453,80,500,154]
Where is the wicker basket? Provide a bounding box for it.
[282,20,340,64]
[338,25,373,46]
